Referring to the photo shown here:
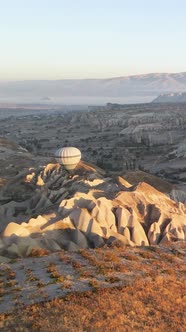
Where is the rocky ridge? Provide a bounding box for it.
[0,161,186,259]
[1,72,186,103]
[153,92,186,103]
[0,138,48,187]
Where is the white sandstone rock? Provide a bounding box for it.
[42,217,75,232]
[88,218,104,238]
[40,237,61,252]
[123,227,131,241]
[3,222,30,238]
[7,243,19,257]
[84,178,104,187]
[91,197,117,232]
[66,241,80,251]
[115,207,131,233]
[164,215,186,240]
[0,238,4,249]
[148,222,161,244]
[159,232,174,245]
[107,229,134,246]
[88,233,105,248]
[130,219,149,246]
[69,208,92,233]
[16,237,42,257]
[70,229,88,249]
[28,215,48,227]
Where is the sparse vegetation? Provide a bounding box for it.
[0,273,185,332]
[0,242,185,331]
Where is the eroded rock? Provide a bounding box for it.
[0,162,185,257]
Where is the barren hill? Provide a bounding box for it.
[0,159,185,329]
[0,161,185,260]
[1,72,186,104]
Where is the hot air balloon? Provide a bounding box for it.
[55,147,81,171]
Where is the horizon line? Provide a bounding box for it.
[1,71,186,82]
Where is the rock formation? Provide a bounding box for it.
[0,161,186,258]
[1,103,186,197]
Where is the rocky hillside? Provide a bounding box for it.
[0,138,49,187]
[59,103,186,192]
[153,92,186,103]
[1,103,186,198]
[0,162,185,259]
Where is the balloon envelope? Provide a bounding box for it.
[55,147,81,170]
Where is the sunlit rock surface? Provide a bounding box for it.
[0,161,186,258]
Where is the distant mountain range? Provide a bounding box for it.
[1,72,186,104]
[153,91,186,103]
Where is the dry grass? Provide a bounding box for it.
[79,249,130,275]
[0,275,185,332]
[0,243,185,331]
[29,248,50,257]
[46,263,70,285]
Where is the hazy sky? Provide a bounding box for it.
[0,0,186,80]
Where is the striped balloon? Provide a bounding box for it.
[55,147,81,170]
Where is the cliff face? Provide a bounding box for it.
[0,162,185,258]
